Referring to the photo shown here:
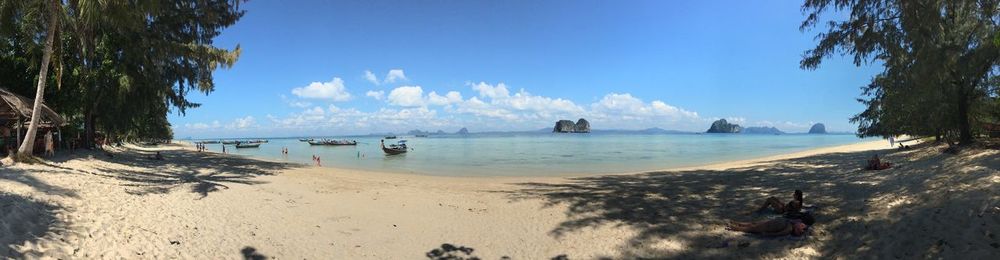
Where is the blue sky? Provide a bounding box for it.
[169,0,878,138]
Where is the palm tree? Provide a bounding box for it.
[13,0,61,161]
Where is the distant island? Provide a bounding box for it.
[742,126,784,135]
[456,127,470,135]
[706,119,742,133]
[808,123,827,134]
[553,118,591,133]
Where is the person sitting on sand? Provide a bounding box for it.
[148,151,164,160]
[754,189,803,214]
[866,154,892,170]
[727,216,810,237]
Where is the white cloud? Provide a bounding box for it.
[725,117,747,124]
[387,86,426,106]
[183,116,256,131]
[289,101,312,108]
[366,90,385,100]
[503,89,583,114]
[471,81,510,99]
[427,91,463,106]
[591,93,698,119]
[228,116,256,129]
[364,70,379,85]
[453,82,584,122]
[384,69,407,83]
[291,77,352,101]
[364,69,408,85]
[454,97,518,120]
[179,79,803,135]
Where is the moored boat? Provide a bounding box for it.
[234,142,261,148]
[384,136,397,139]
[381,139,407,155]
[308,139,357,146]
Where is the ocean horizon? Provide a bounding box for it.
[184,132,873,177]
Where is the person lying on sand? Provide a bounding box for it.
[727,217,809,237]
[865,154,892,170]
[753,189,803,214]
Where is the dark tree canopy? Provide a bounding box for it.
[801,0,1000,144]
[0,0,245,143]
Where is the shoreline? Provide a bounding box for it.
[173,138,893,180]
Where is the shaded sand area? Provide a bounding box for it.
[0,140,997,259]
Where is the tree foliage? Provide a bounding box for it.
[0,0,244,145]
[801,0,1000,144]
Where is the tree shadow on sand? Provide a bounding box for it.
[240,246,268,260]
[42,147,298,199]
[506,144,1000,258]
[0,192,65,258]
[0,167,79,198]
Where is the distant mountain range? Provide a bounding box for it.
[741,126,785,135]
[365,126,854,136]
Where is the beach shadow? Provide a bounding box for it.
[0,192,63,258]
[42,146,298,199]
[507,143,998,258]
[0,167,79,198]
[240,246,268,260]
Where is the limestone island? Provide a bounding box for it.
[553,118,591,133]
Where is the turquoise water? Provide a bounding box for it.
[190,133,869,177]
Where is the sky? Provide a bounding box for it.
[168,0,880,138]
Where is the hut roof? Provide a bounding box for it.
[0,88,66,126]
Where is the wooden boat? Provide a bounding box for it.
[222,140,237,144]
[308,139,357,146]
[381,140,407,155]
[234,143,261,148]
[299,138,314,142]
[384,136,397,139]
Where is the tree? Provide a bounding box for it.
[0,0,243,155]
[7,0,63,161]
[801,0,1000,145]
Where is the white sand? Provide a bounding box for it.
[0,140,997,259]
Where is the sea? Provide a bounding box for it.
[187,133,874,177]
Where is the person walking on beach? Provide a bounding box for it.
[889,136,895,148]
[44,130,54,157]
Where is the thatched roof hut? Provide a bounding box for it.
[0,88,66,127]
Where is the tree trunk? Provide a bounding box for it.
[15,0,59,161]
[957,94,973,145]
[84,110,95,149]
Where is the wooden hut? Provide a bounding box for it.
[985,123,1000,138]
[0,88,66,153]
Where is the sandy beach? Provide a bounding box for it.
[0,140,997,259]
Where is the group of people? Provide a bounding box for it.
[281,147,289,155]
[195,143,207,152]
[728,190,815,237]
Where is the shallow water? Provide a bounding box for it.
[190,133,872,177]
